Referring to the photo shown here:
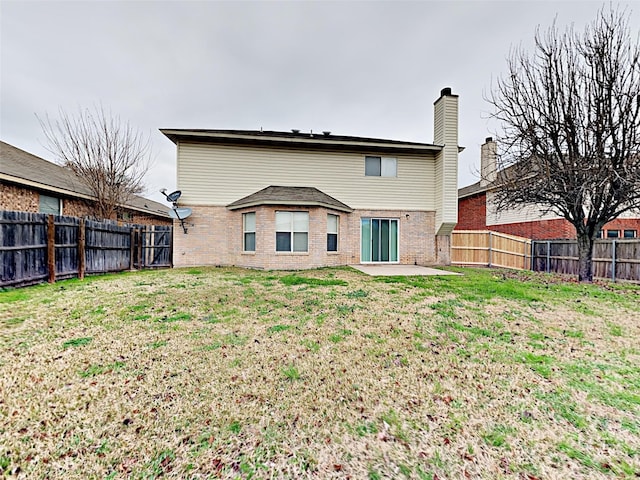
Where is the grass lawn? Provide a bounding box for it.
[1,266,639,479]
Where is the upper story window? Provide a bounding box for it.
[276,211,308,252]
[243,212,256,252]
[39,194,62,215]
[365,156,396,177]
[327,214,339,252]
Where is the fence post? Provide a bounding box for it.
[47,215,56,283]
[78,218,85,280]
[488,232,493,268]
[529,241,534,271]
[130,227,136,270]
[139,227,145,268]
[611,240,617,283]
[546,241,551,273]
[169,226,174,268]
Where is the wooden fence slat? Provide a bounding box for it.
[47,215,55,283]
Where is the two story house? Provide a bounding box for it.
[162,88,460,270]
[457,137,640,239]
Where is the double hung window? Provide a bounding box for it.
[276,211,308,252]
[243,212,256,251]
[327,214,339,251]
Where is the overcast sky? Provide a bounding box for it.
[2,0,638,204]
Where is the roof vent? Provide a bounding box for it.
[291,129,300,134]
[322,131,331,136]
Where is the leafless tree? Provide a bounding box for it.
[488,5,640,282]
[38,106,152,220]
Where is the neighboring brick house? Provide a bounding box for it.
[457,138,640,240]
[0,141,171,226]
[162,88,461,270]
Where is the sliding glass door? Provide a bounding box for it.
[361,218,399,263]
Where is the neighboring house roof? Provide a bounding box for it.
[0,140,169,218]
[161,129,445,155]
[458,180,485,199]
[227,186,353,213]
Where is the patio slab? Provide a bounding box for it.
[350,264,461,276]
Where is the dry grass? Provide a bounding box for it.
[1,267,639,479]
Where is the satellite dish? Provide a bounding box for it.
[168,207,192,220]
[166,190,182,203]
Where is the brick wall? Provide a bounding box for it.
[601,218,640,238]
[173,205,446,269]
[0,184,38,212]
[456,193,486,230]
[488,219,575,239]
[456,190,640,239]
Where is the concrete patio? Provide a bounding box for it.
[350,264,461,276]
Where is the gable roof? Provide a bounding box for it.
[0,141,169,217]
[227,186,353,213]
[161,129,444,155]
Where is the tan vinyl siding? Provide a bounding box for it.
[433,95,459,235]
[177,142,436,210]
[486,191,561,225]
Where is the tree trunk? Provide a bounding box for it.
[576,233,595,282]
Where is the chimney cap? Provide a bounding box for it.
[485,136,493,143]
[440,87,453,96]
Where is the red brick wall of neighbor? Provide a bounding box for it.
[172,205,446,269]
[0,181,171,226]
[456,190,640,239]
[487,219,575,239]
[456,193,487,230]
[602,218,640,237]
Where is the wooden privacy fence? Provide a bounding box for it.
[532,239,640,282]
[451,230,532,270]
[1,210,172,288]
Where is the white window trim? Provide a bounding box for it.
[275,211,309,253]
[243,212,256,252]
[327,213,339,252]
[365,156,397,177]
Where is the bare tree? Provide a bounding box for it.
[488,5,640,282]
[38,106,152,220]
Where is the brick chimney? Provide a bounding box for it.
[433,87,459,237]
[480,137,497,187]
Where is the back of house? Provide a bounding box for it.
[162,88,460,269]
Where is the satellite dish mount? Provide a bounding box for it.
[160,189,191,234]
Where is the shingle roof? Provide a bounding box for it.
[227,186,353,213]
[0,141,168,217]
[458,180,485,199]
[161,129,444,155]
